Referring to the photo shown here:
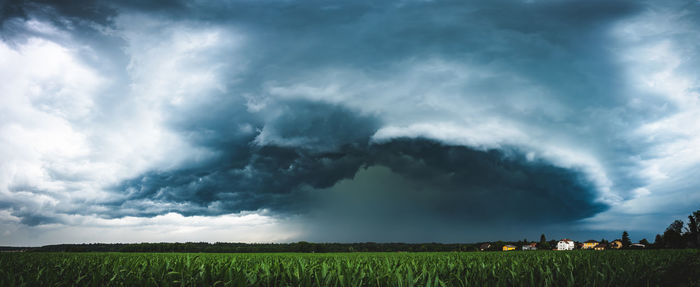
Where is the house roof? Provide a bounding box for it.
[504,245,516,248]
[595,243,607,247]
[584,240,598,243]
[559,239,573,243]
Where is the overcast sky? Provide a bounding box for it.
[1,0,699,246]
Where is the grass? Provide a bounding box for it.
[1,250,699,286]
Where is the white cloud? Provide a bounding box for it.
[0,37,103,212]
[117,14,244,108]
[0,17,249,240]
[581,4,700,233]
[372,122,527,149]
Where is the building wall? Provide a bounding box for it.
[610,241,622,249]
[582,242,597,249]
[557,241,574,250]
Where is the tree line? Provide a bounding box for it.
[28,242,483,253]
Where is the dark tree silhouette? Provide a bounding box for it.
[654,234,664,249]
[622,231,631,248]
[687,210,700,248]
[664,220,685,248]
[538,234,551,249]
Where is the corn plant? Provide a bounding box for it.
[0,250,698,286]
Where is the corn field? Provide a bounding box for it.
[1,250,698,286]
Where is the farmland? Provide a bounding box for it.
[1,250,699,286]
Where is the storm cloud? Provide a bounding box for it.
[1,0,699,244]
[114,121,606,221]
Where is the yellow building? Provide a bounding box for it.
[582,240,598,249]
[610,240,622,249]
[594,244,606,250]
[503,245,516,251]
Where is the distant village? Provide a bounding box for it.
[481,232,650,252]
[485,239,647,252]
[486,208,700,252]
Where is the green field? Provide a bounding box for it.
[1,250,699,286]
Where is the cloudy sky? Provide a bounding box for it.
[1,0,699,246]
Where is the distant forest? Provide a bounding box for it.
[2,209,698,253]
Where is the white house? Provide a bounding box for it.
[522,243,537,250]
[557,239,575,250]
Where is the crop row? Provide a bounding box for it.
[1,250,698,286]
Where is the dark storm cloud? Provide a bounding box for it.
[110,100,378,216]
[0,0,113,22]
[108,100,605,229]
[301,163,599,243]
[308,138,607,242]
[3,0,625,220]
[120,0,649,200]
[367,139,606,222]
[0,0,115,41]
